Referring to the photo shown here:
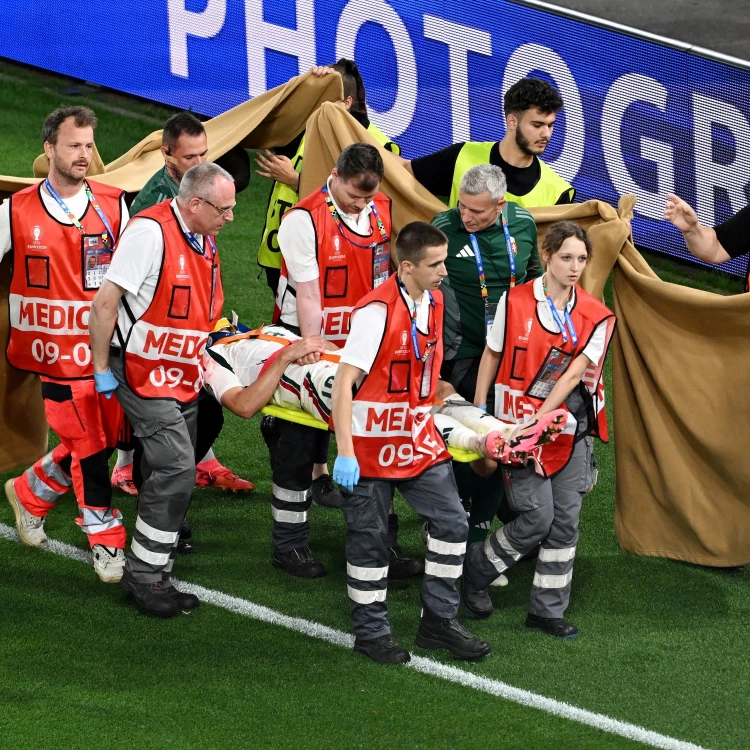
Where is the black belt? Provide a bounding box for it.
[109,345,122,358]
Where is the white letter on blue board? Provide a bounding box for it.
[168,0,227,78]
[423,15,492,143]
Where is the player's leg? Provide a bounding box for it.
[195,393,254,493]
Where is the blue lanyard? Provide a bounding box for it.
[542,278,578,347]
[184,231,216,263]
[45,179,116,247]
[398,279,435,362]
[500,205,516,286]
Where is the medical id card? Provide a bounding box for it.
[526,347,573,400]
[373,241,391,288]
[83,234,112,290]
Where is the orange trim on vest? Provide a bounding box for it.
[273,186,393,346]
[350,275,451,480]
[218,327,341,363]
[123,201,224,402]
[7,181,124,379]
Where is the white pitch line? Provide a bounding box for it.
[0,523,709,750]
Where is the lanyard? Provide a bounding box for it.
[398,279,435,362]
[542,275,578,346]
[499,204,517,287]
[184,230,217,263]
[45,179,116,248]
[321,184,389,249]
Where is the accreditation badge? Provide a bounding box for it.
[526,346,573,400]
[373,241,391,288]
[82,234,112,290]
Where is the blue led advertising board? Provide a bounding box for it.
[2,0,749,275]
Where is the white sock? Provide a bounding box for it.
[437,398,514,438]
[434,414,483,453]
[117,449,134,467]
[199,448,215,464]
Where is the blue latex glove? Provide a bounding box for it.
[94,369,119,399]
[333,455,360,492]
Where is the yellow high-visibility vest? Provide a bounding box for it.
[448,141,573,209]
[257,123,400,269]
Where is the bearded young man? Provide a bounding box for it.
[403,77,574,209]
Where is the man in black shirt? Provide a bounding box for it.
[664,193,750,288]
[402,78,574,208]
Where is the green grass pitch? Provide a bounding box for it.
[0,60,747,750]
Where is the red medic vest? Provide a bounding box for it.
[494,280,615,477]
[273,185,393,346]
[123,201,224,402]
[7,180,124,379]
[351,274,451,480]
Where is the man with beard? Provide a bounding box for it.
[2,106,129,582]
[402,77,574,209]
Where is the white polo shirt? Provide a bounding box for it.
[0,185,129,260]
[340,286,432,375]
[105,198,203,346]
[276,176,374,329]
[487,276,606,365]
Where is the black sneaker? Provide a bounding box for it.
[260,415,280,462]
[312,474,344,508]
[415,606,491,660]
[388,546,424,580]
[121,571,179,618]
[460,577,493,620]
[354,634,411,664]
[179,516,193,540]
[525,613,578,638]
[272,546,327,578]
[164,582,200,613]
[460,542,495,619]
[176,539,195,555]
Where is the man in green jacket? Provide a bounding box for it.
[432,164,542,550]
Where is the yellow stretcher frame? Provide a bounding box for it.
[260,405,481,463]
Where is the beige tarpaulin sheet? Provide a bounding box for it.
[0,84,746,565]
[0,72,343,471]
[302,102,749,566]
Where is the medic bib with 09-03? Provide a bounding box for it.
[123,201,224,402]
[494,281,615,477]
[7,181,124,379]
[351,275,450,480]
[273,188,393,346]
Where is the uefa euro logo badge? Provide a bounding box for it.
[32,226,42,242]
[177,254,189,280]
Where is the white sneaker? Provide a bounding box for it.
[92,545,126,583]
[5,478,48,547]
[490,574,509,587]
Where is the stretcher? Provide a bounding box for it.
[259,404,482,463]
[212,319,483,463]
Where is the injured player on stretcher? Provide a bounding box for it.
[202,320,565,462]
